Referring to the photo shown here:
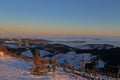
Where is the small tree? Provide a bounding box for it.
[31,51,42,75]
[52,65,56,74]
[31,51,49,75]
[0,45,9,54]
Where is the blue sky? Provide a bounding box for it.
[0,0,120,36]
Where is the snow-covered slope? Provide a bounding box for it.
[0,51,119,80]
[21,50,33,57]
[39,50,51,57]
[0,55,87,80]
[47,51,104,69]
[4,43,18,49]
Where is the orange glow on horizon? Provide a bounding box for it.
[0,24,120,37]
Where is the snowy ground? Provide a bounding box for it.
[45,51,104,69]
[22,50,33,57]
[0,55,86,80]
[0,52,119,80]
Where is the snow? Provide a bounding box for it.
[4,43,18,49]
[4,41,16,44]
[1,36,120,80]
[78,71,119,80]
[0,55,87,80]
[21,50,33,57]
[0,56,31,80]
[39,50,51,57]
[52,51,94,69]
[96,59,105,68]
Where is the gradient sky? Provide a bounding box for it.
[0,0,120,37]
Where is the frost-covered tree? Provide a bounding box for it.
[31,51,42,75]
[31,51,49,75]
